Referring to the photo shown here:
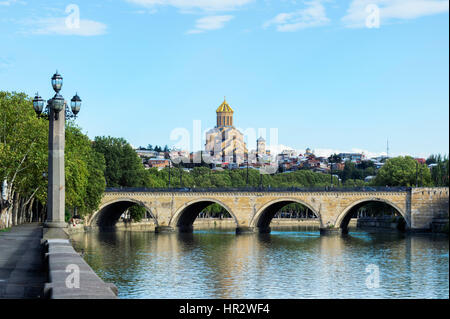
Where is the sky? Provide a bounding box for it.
[0,0,448,159]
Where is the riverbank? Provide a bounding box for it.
[67,218,361,234]
[68,218,329,234]
[67,216,449,235]
[43,238,117,298]
[0,223,118,299]
[0,223,46,298]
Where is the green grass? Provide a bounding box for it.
[0,227,11,233]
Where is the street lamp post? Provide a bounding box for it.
[33,71,81,230]
[168,160,171,188]
[330,164,333,188]
[246,160,249,186]
[415,161,418,187]
[245,152,249,186]
[179,165,183,187]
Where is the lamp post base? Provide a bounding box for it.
[44,221,68,228]
[42,225,69,240]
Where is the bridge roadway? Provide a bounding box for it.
[87,187,449,234]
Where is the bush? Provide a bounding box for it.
[128,205,146,222]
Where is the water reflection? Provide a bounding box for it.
[70,228,449,299]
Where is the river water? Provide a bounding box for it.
[71,227,449,299]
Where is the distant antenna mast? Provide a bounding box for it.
[386,139,389,158]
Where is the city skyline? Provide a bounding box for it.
[0,0,448,159]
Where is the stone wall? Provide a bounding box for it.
[79,218,326,232]
[43,239,118,299]
[410,188,449,230]
[90,188,449,233]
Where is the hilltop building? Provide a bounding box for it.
[205,98,247,164]
[257,137,266,160]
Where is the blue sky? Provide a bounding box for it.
[0,0,448,158]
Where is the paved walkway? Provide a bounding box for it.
[0,223,46,299]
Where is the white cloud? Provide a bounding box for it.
[0,0,16,5]
[314,148,388,159]
[266,144,295,155]
[27,17,107,36]
[263,0,330,31]
[342,0,449,28]
[266,144,390,159]
[187,15,233,33]
[126,0,254,12]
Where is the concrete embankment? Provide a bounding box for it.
[0,223,46,298]
[43,238,118,299]
[0,223,118,299]
[356,216,401,230]
[69,218,330,233]
[69,218,361,234]
[69,216,448,235]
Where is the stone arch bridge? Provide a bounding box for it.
[86,187,449,234]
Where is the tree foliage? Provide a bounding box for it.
[372,156,432,187]
[93,136,146,187]
[144,167,339,188]
[0,91,106,228]
[65,124,106,216]
[128,204,146,222]
[0,92,48,227]
[427,154,449,186]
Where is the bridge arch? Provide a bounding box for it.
[335,198,409,232]
[88,198,158,228]
[170,198,239,232]
[250,198,321,232]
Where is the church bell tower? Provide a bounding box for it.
[216,97,234,127]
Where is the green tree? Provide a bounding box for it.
[64,124,106,217]
[83,146,106,215]
[0,92,48,227]
[328,154,342,164]
[128,204,146,222]
[372,156,432,187]
[343,179,367,187]
[1,92,106,226]
[93,136,146,187]
[427,154,449,186]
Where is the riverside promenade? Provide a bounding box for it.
[0,223,46,298]
[0,223,118,299]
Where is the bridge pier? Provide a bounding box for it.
[255,226,271,234]
[235,226,272,234]
[319,227,345,235]
[176,225,194,233]
[235,226,254,234]
[155,226,175,233]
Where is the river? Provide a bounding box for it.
[70,226,449,299]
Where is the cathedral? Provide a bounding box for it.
[205,98,248,165]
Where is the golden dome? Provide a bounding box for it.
[216,97,234,113]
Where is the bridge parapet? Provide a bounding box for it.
[104,186,411,193]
